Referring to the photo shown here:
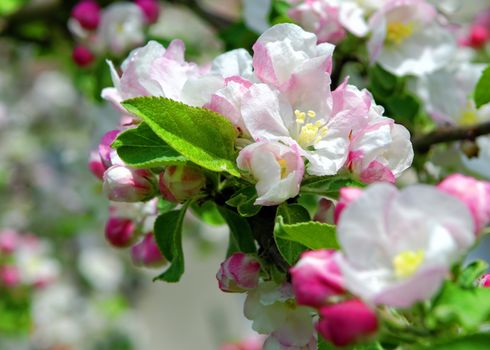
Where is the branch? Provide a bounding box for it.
[412,121,490,153]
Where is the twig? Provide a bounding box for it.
[412,121,490,153]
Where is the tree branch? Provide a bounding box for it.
[412,121,490,153]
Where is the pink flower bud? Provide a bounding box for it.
[0,229,19,254]
[159,166,205,203]
[313,198,334,223]
[71,0,101,30]
[88,150,105,180]
[290,250,344,308]
[0,265,20,287]
[72,45,95,67]
[98,129,121,169]
[468,25,489,49]
[333,187,363,224]
[131,232,166,267]
[105,216,136,248]
[479,273,490,288]
[438,174,490,233]
[103,165,157,202]
[216,253,261,293]
[135,0,160,24]
[316,299,378,347]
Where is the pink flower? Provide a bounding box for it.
[135,0,160,24]
[0,229,20,254]
[237,141,304,206]
[72,45,95,67]
[88,150,105,180]
[479,273,490,288]
[159,166,206,203]
[71,0,101,30]
[313,198,334,223]
[103,165,157,202]
[98,129,121,169]
[263,334,317,350]
[105,216,136,248]
[333,187,363,224]
[217,253,261,293]
[0,265,20,287]
[290,250,344,308]
[131,232,166,267]
[437,174,490,233]
[316,299,378,347]
[220,335,266,350]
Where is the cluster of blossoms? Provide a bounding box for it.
[0,229,59,290]
[69,0,160,67]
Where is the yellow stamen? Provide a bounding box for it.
[278,159,288,179]
[307,110,317,118]
[386,21,414,45]
[459,102,479,126]
[294,109,328,148]
[393,250,425,278]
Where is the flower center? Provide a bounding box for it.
[386,21,414,45]
[278,159,288,179]
[459,102,478,126]
[393,250,425,278]
[294,109,328,148]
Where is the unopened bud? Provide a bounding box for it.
[135,0,160,24]
[98,129,121,169]
[103,165,157,202]
[88,150,105,180]
[71,0,101,30]
[72,45,95,67]
[216,253,261,293]
[105,216,136,248]
[316,299,378,347]
[0,265,20,287]
[0,229,19,254]
[131,232,166,267]
[468,25,489,48]
[479,273,490,288]
[333,187,363,224]
[159,165,205,203]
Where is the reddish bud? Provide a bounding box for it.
[103,165,157,202]
[131,232,166,267]
[0,265,20,287]
[0,229,19,254]
[479,273,490,287]
[135,0,160,24]
[159,166,205,203]
[88,150,105,180]
[316,299,378,347]
[72,45,95,67]
[216,253,261,293]
[71,0,101,30]
[468,25,489,48]
[333,187,363,224]
[98,129,121,169]
[105,216,136,248]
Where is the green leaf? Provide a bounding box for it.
[431,281,490,330]
[0,0,27,15]
[153,203,189,282]
[371,64,397,91]
[276,217,339,250]
[301,176,364,199]
[191,201,225,226]
[226,186,261,217]
[218,206,256,255]
[415,334,490,350]
[122,97,240,176]
[458,260,489,288]
[112,123,186,168]
[274,204,311,265]
[387,94,420,121]
[474,65,490,108]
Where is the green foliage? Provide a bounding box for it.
[0,0,27,15]
[191,201,225,226]
[0,288,31,335]
[225,186,261,217]
[153,203,189,282]
[274,203,311,265]
[218,206,257,255]
[474,65,490,108]
[415,335,490,350]
[431,281,490,330]
[301,176,364,199]
[122,97,240,176]
[112,123,186,168]
[457,260,489,288]
[275,216,339,250]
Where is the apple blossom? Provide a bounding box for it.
[0,229,20,254]
[131,232,166,267]
[103,165,157,202]
[335,183,475,308]
[288,0,372,44]
[244,281,315,349]
[96,3,145,55]
[290,249,344,308]
[0,265,20,287]
[159,165,206,203]
[220,335,266,350]
[72,45,95,67]
[437,174,490,233]
[316,299,378,347]
[216,253,261,293]
[368,0,456,76]
[237,141,304,205]
[88,150,105,180]
[105,216,137,248]
[479,273,490,287]
[98,129,121,168]
[71,0,101,30]
[263,334,316,350]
